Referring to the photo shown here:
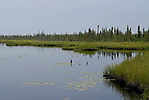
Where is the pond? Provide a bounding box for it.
[0,43,139,100]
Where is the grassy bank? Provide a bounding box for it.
[2,40,149,50]
[104,51,149,99]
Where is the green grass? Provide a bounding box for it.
[104,51,149,99]
[2,40,149,50]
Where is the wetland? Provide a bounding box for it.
[0,43,140,100]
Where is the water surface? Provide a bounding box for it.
[0,44,139,100]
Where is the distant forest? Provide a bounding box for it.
[0,25,149,42]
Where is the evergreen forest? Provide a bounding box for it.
[0,25,149,42]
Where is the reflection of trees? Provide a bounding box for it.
[104,79,141,100]
[71,50,137,66]
[74,50,136,60]
[97,51,136,60]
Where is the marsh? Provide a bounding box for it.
[0,43,139,100]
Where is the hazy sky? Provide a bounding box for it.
[0,0,149,35]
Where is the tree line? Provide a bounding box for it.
[0,25,149,42]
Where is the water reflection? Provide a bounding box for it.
[74,50,137,60]
[104,79,141,100]
[66,50,140,99]
[97,51,137,60]
[70,50,137,67]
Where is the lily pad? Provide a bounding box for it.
[51,63,74,65]
[21,80,56,87]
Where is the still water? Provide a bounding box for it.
[0,43,139,100]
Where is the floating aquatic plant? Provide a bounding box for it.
[51,63,74,65]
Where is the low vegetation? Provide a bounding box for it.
[104,51,149,99]
[2,40,149,51]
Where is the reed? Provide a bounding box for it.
[104,51,149,99]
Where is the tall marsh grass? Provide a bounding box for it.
[104,51,149,99]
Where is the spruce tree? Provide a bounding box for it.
[137,25,142,39]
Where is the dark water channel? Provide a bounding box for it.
[0,43,139,100]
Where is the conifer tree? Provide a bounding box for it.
[137,25,142,39]
[97,25,100,34]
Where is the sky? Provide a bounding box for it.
[0,0,149,35]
